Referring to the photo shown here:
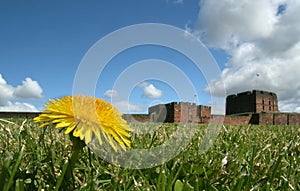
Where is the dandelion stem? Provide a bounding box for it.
[62,136,85,190]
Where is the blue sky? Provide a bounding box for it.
[1,0,299,114]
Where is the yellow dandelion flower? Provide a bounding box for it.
[34,95,132,151]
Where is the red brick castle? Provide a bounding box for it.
[123,90,300,125]
[1,90,299,125]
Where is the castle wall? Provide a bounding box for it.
[209,115,224,124]
[122,114,152,123]
[225,115,252,125]
[176,102,189,123]
[258,113,274,125]
[0,112,40,119]
[148,104,167,122]
[173,102,200,123]
[288,113,300,125]
[165,103,175,123]
[273,113,288,125]
[256,112,300,126]
[210,115,251,125]
[198,105,211,118]
[209,113,300,126]
[173,103,181,123]
[148,102,211,123]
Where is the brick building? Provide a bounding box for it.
[148,102,211,123]
[226,90,278,115]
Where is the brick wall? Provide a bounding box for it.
[225,115,252,125]
[257,112,300,126]
[288,113,300,125]
[0,112,40,119]
[173,103,181,123]
[199,105,211,118]
[209,115,251,125]
[254,90,278,113]
[148,102,213,123]
[173,102,196,123]
[148,104,167,122]
[209,115,225,124]
[122,114,151,123]
[258,113,274,125]
[209,113,300,125]
[165,103,175,122]
[273,113,288,125]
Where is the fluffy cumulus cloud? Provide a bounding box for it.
[13,78,43,99]
[0,74,43,111]
[195,0,300,112]
[140,82,163,99]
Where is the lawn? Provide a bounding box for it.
[0,118,299,190]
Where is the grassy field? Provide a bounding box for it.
[0,118,299,190]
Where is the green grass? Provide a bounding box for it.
[0,118,299,190]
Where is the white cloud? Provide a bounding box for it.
[0,74,43,111]
[279,97,300,113]
[0,101,38,112]
[196,0,280,49]
[143,84,163,99]
[113,100,145,114]
[0,74,14,106]
[184,24,193,37]
[104,89,119,98]
[0,74,7,84]
[196,0,300,112]
[137,81,149,87]
[166,0,184,4]
[138,81,163,98]
[13,78,43,99]
[173,0,184,4]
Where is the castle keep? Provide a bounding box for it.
[226,90,278,115]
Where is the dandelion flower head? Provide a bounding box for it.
[34,95,132,151]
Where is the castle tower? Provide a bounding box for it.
[226,90,278,115]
